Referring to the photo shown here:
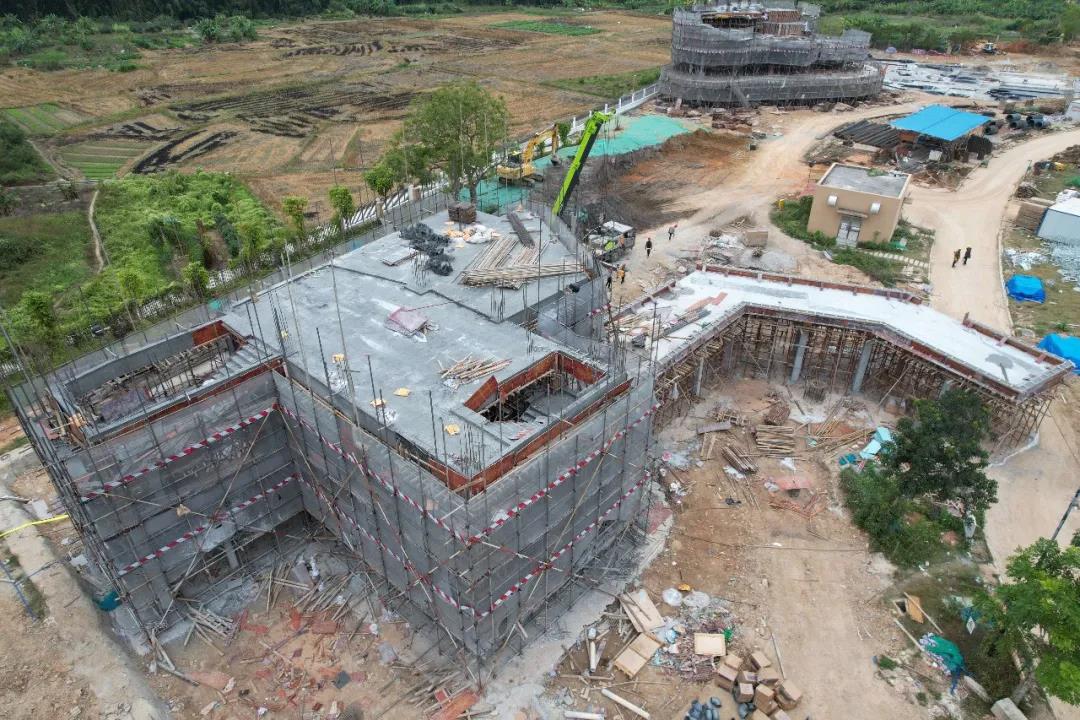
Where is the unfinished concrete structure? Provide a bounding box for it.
[8,205,656,666]
[10,204,1073,674]
[660,2,882,107]
[622,266,1073,446]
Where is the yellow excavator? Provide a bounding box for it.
[497,124,560,184]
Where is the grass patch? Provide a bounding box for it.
[770,195,906,286]
[93,171,279,299]
[0,118,53,185]
[2,549,48,619]
[1,104,89,137]
[492,19,601,36]
[58,140,149,180]
[832,248,905,287]
[0,435,29,456]
[1005,227,1080,337]
[0,212,94,309]
[546,67,661,98]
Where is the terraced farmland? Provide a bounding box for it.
[1,103,89,136]
[58,140,151,180]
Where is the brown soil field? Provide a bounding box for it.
[1,10,670,215]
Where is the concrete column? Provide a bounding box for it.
[694,355,705,396]
[789,329,808,385]
[223,539,240,571]
[851,340,875,394]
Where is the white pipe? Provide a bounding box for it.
[601,688,650,719]
[565,712,605,720]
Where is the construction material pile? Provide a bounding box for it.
[458,227,581,288]
[402,223,454,276]
[439,355,511,384]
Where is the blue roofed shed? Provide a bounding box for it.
[890,105,991,142]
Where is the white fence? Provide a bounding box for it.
[568,82,660,135]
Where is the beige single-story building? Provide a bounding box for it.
[807,164,911,247]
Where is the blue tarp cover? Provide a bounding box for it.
[890,105,991,141]
[1006,274,1046,303]
[1038,334,1080,374]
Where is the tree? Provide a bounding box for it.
[237,221,266,269]
[976,539,1080,704]
[281,196,307,241]
[364,163,395,201]
[1062,4,1080,41]
[0,187,16,217]
[327,185,355,224]
[400,80,509,203]
[19,291,56,343]
[116,267,145,326]
[182,261,210,299]
[879,389,996,515]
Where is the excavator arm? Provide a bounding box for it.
[552,111,611,216]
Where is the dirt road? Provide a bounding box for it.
[613,95,971,300]
[908,131,1080,720]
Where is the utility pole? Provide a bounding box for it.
[1050,488,1080,543]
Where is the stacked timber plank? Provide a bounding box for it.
[457,229,581,288]
[440,356,511,383]
[721,444,757,474]
[752,425,796,457]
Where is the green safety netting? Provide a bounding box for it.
[921,634,966,675]
[464,115,692,210]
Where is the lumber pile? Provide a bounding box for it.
[459,263,581,288]
[721,444,756,474]
[752,425,796,457]
[440,356,510,383]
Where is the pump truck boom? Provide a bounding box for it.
[552,111,611,216]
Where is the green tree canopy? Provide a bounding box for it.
[182,261,210,298]
[977,538,1080,704]
[19,290,57,342]
[327,185,356,224]
[281,196,308,240]
[391,80,509,203]
[880,388,996,515]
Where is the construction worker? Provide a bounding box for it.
[668,224,677,242]
[952,249,961,268]
[645,237,653,258]
[963,247,972,265]
[618,264,627,285]
[606,273,613,291]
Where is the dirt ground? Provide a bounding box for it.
[2,11,669,223]
[542,380,955,719]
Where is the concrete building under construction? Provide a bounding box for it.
[660,2,883,107]
[7,201,1073,674]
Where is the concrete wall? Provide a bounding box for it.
[807,184,904,246]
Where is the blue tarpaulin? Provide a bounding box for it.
[1038,334,1080,374]
[1005,274,1046,303]
[890,105,991,141]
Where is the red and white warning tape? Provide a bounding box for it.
[297,465,651,620]
[277,400,658,547]
[115,473,296,577]
[80,406,277,503]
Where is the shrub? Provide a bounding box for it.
[0,235,38,270]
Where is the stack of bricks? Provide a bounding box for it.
[714,649,803,720]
